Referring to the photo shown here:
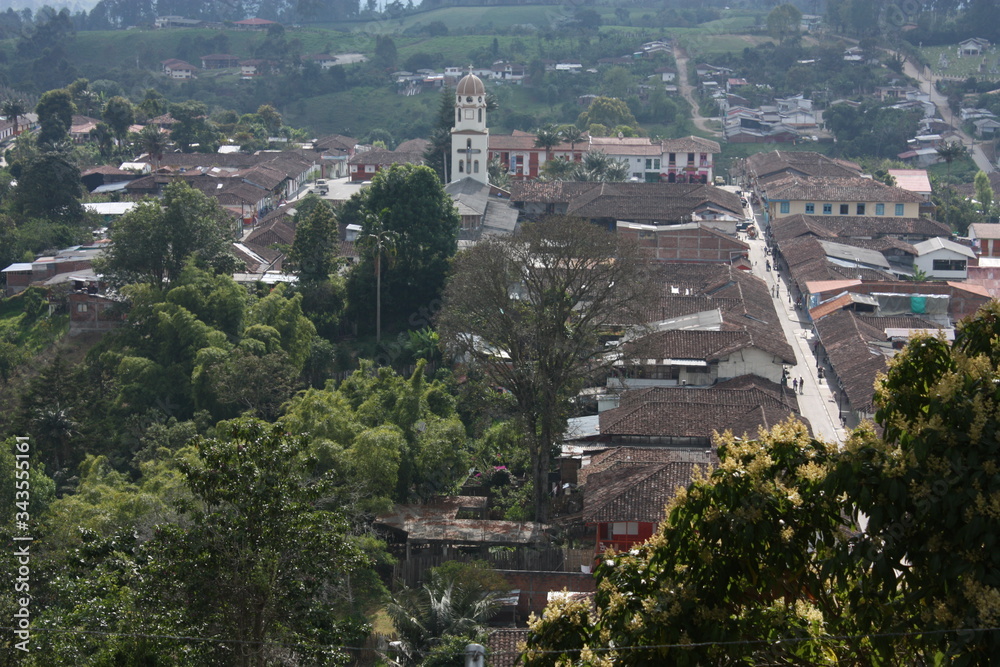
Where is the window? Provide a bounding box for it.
[668,153,676,164]
[466,139,472,148]
[876,203,885,215]
[77,304,88,312]
[473,160,479,173]
[779,202,790,214]
[464,109,474,119]
[933,259,967,271]
[366,165,375,173]
[645,159,652,169]
[857,203,866,215]
[823,203,832,214]
[633,172,643,179]
[805,203,815,213]
[458,161,464,173]
[478,108,482,122]
[456,109,461,123]
[654,159,660,169]
[840,204,849,215]
[612,522,640,536]
[688,152,695,164]
[895,203,905,216]
[638,231,655,240]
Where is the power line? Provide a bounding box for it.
[3,624,999,658]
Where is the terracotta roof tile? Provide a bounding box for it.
[582,460,709,523]
[766,176,924,203]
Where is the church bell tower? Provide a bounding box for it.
[451,68,489,184]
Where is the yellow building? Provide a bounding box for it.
[764,175,924,220]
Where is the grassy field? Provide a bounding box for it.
[927,154,979,183]
[920,44,1000,81]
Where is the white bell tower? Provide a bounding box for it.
[451,68,489,185]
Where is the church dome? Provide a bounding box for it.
[456,72,485,97]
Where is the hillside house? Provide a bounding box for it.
[161,59,197,79]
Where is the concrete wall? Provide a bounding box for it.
[772,200,920,219]
[717,348,784,383]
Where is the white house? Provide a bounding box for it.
[161,59,196,79]
[655,66,676,83]
[913,237,975,280]
[974,118,1000,137]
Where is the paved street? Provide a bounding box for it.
[741,202,849,446]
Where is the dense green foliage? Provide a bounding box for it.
[527,302,1000,665]
[342,164,460,337]
[95,182,241,287]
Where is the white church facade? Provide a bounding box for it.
[451,71,489,185]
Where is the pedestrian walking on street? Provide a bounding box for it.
[792,378,798,392]
[799,377,804,394]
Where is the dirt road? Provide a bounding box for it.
[673,43,722,138]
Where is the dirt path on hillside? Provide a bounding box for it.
[894,49,993,173]
[673,43,722,138]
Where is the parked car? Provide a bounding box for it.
[313,179,329,195]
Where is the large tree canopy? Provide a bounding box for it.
[96,181,240,288]
[342,163,459,336]
[438,216,653,522]
[526,302,1000,664]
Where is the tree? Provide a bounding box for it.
[837,300,1000,662]
[169,100,219,153]
[255,103,281,135]
[577,97,638,133]
[135,124,168,171]
[96,182,239,288]
[35,88,75,146]
[102,95,134,146]
[149,419,366,666]
[524,420,891,666]
[358,212,398,343]
[601,66,632,100]
[374,34,397,69]
[288,198,340,283]
[387,566,503,666]
[342,164,459,336]
[767,3,803,44]
[534,125,562,163]
[974,169,993,215]
[11,149,84,220]
[559,125,585,161]
[936,140,967,181]
[438,217,653,522]
[424,88,455,182]
[487,155,510,189]
[568,150,630,182]
[1,98,27,136]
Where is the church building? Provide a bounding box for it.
[451,70,489,185]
